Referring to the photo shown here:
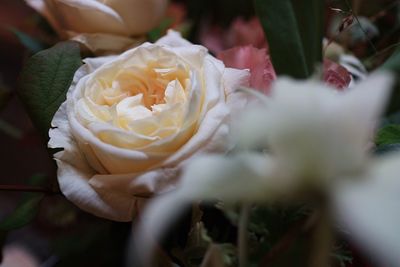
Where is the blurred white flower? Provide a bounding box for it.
[135,72,400,267]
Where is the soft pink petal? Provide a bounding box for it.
[218,46,276,94]
[323,59,352,90]
[227,17,267,49]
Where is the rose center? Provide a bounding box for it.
[99,61,189,110]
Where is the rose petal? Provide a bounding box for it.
[55,158,137,221]
[218,46,276,94]
[323,59,352,90]
[227,17,267,49]
[47,0,129,35]
[102,0,168,35]
[69,32,145,55]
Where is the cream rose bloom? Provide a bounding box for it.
[25,0,169,54]
[48,31,249,221]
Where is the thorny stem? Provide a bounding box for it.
[238,204,250,267]
[0,184,59,194]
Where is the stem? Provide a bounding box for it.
[309,206,332,267]
[344,0,377,53]
[238,204,250,267]
[0,184,59,194]
[0,119,23,139]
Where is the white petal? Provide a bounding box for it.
[69,32,144,55]
[156,30,193,48]
[334,153,400,267]
[49,0,129,35]
[178,153,276,202]
[341,71,394,141]
[133,153,276,265]
[55,158,138,221]
[83,55,117,73]
[88,167,179,196]
[234,72,394,188]
[163,103,230,166]
[103,0,169,36]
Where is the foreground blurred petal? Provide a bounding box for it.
[178,153,275,202]
[234,72,393,189]
[133,153,276,265]
[334,153,400,267]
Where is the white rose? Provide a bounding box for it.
[49,31,249,221]
[25,0,169,54]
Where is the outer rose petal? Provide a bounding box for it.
[69,32,145,55]
[101,0,169,36]
[48,0,129,35]
[218,46,276,94]
[323,59,352,90]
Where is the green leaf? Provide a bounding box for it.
[148,18,173,42]
[8,27,45,54]
[254,0,323,79]
[376,125,400,146]
[375,143,400,155]
[381,48,400,114]
[18,41,82,139]
[0,87,11,110]
[381,47,400,75]
[0,194,44,231]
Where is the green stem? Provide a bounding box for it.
[344,0,377,53]
[0,184,59,194]
[238,204,250,267]
[309,207,332,267]
[0,119,23,139]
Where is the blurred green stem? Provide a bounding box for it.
[0,184,58,194]
[309,206,332,267]
[238,204,250,267]
[0,119,22,139]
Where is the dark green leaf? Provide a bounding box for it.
[375,143,400,155]
[291,1,324,76]
[8,27,45,54]
[0,87,11,110]
[18,41,82,139]
[381,47,400,75]
[0,119,23,140]
[0,194,44,231]
[381,48,400,114]
[148,18,173,42]
[376,124,400,146]
[254,0,323,79]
